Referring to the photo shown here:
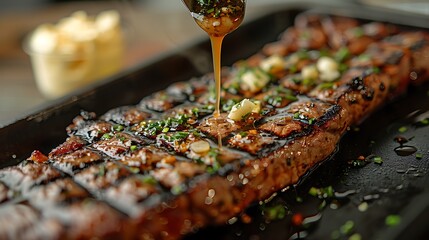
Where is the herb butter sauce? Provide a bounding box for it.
[183,0,246,117]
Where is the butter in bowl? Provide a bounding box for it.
[24,10,124,99]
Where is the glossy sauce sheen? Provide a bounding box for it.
[189,0,245,116]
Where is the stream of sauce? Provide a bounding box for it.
[185,0,246,117]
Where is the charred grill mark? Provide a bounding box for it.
[1,13,429,240]
[348,76,375,100]
[0,161,62,195]
[101,106,152,126]
[66,115,113,143]
[314,104,342,127]
[50,148,103,175]
[26,178,90,208]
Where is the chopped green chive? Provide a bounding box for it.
[385,214,401,226]
[398,126,408,133]
[416,153,423,159]
[419,118,429,125]
[334,47,350,62]
[319,82,335,90]
[309,187,319,196]
[353,27,364,37]
[373,156,383,164]
[130,145,137,151]
[113,125,124,132]
[289,65,298,73]
[340,220,355,235]
[264,204,287,221]
[101,133,113,140]
[349,233,362,240]
[372,67,381,74]
[308,186,334,198]
[142,176,157,185]
[98,165,106,177]
[129,167,140,174]
[171,185,185,195]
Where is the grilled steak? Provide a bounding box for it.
[0,13,428,239]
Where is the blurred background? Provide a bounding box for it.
[0,0,428,126]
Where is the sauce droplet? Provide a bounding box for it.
[394,145,417,156]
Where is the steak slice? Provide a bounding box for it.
[0,14,428,240]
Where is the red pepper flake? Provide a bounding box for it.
[241,213,252,224]
[28,150,49,163]
[291,213,304,226]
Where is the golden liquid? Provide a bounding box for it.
[189,1,245,147]
[210,36,224,118]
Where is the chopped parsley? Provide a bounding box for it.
[308,185,334,199]
[113,124,124,132]
[142,114,191,137]
[398,126,408,133]
[264,86,297,107]
[319,82,336,90]
[331,220,360,239]
[353,27,364,37]
[372,156,383,165]
[385,214,401,226]
[101,133,113,140]
[222,99,239,111]
[340,220,355,235]
[142,176,157,185]
[159,131,190,142]
[171,184,185,195]
[295,49,310,60]
[98,165,106,177]
[263,204,287,221]
[334,47,350,63]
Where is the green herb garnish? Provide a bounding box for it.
[143,114,191,137]
[385,214,401,226]
[372,67,381,74]
[171,184,185,195]
[113,124,124,132]
[98,165,106,177]
[309,185,334,198]
[353,27,364,37]
[373,156,383,164]
[398,126,408,133]
[319,82,336,90]
[264,204,287,221]
[334,47,350,63]
[130,145,138,151]
[340,220,355,235]
[416,153,423,159]
[142,176,157,185]
[101,133,113,140]
[419,118,429,125]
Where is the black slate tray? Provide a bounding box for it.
[1,1,428,239]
